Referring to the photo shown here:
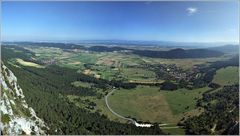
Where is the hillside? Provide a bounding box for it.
[87,46,224,58]
[88,46,129,52]
[0,63,48,135]
[208,45,239,54]
[4,42,225,59]
[131,48,224,59]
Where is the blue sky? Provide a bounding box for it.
[2,1,239,43]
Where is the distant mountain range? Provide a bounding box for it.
[131,48,224,59]
[3,42,238,59]
[3,40,239,48]
[86,46,224,59]
[208,45,239,54]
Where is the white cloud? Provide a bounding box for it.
[186,7,198,16]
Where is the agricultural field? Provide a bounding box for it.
[122,67,156,82]
[23,46,231,83]
[161,87,209,115]
[107,86,209,124]
[108,86,173,123]
[24,46,160,81]
[148,54,232,70]
[25,46,64,60]
[162,127,186,135]
[212,66,239,86]
[15,58,44,68]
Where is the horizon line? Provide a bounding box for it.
[2,39,239,44]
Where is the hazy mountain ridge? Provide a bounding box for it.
[3,42,227,59]
[0,63,48,135]
[208,45,239,54]
[3,41,237,48]
[87,46,224,59]
[131,48,224,58]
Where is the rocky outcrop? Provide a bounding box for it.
[0,63,48,135]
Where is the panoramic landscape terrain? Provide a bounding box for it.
[1,42,239,135]
[1,1,239,135]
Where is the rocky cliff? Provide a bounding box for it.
[0,63,48,135]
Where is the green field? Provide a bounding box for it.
[15,58,44,68]
[161,127,186,135]
[212,66,239,86]
[147,56,231,70]
[26,46,101,68]
[108,86,173,123]
[30,46,158,81]
[161,87,209,115]
[108,86,209,124]
[122,67,156,82]
[25,46,63,59]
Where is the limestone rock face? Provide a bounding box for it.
[0,63,48,135]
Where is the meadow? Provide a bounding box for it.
[108,86,209,124]
[212,66,239,86]
[161,87,209,115]
[15,58,44,68]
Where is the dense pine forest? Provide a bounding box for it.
[184,85,239,135]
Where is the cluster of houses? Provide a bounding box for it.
[154,63,202,84]
[41,59,57,65]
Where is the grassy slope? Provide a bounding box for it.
[212,66,239,86]
[108,86,209,124]
[162,127,186,135]
[108,86,174,123]
[16,58,44,68]
[161,87,209,115]
[122,67,156,81]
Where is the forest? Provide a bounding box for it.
[184,85,239,135]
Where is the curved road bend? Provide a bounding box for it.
[105,89,136,124]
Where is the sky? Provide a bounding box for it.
[2,1,239,43]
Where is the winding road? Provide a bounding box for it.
[104,89,136,124]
